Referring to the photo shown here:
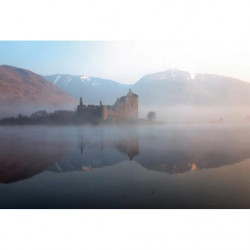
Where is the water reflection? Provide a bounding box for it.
[0,130,70,183]
[115,137,139,160]
[1,125,250,183]
[48,133,139,173]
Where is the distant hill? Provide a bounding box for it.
[0,65,77,117]
[133,69,250,106]
[44,74,129,105]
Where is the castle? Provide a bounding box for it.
[76,89,138,123]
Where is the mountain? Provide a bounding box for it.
[0,65,77,117]
[44,69,250,108]
[133,69,250,106]
[44,74,130,105]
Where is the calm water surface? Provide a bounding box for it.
[1,124,250,208]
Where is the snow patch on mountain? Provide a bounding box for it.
[80,75,90,81]
[64,76,72,87]
[53,75,61,85]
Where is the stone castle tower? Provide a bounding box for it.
[110,89,138,122]
[76,89,138,123]
[77,97,86,113]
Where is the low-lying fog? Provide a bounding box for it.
[1,103,250,124]
[139,105,250,123]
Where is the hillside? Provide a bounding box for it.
[0,65,77,116]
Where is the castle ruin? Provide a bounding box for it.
[76,89,138,123]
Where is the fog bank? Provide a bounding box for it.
[139,105,250,123]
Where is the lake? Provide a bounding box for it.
[1,124,250,208]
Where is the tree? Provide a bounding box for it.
[147,111,156,121]
[17,113,27,119]
[30,110,48,119]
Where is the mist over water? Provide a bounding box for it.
[139,105,250,123]
[3,104,250,124]
[1,124,250,208]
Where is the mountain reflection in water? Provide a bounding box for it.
[1,125,250,182]
[1,125,250,208]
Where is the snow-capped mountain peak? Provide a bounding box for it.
[80,75,90,81]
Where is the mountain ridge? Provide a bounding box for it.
[44,73,130,105]
[43,68,250,107]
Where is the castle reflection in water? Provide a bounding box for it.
[48,133,140,173]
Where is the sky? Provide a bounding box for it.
[1,40,250,85]
[0,40,250,84]
[1,0,250,84]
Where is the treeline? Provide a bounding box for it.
[0,110,100,125]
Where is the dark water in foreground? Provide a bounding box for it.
[1,124,250,208]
